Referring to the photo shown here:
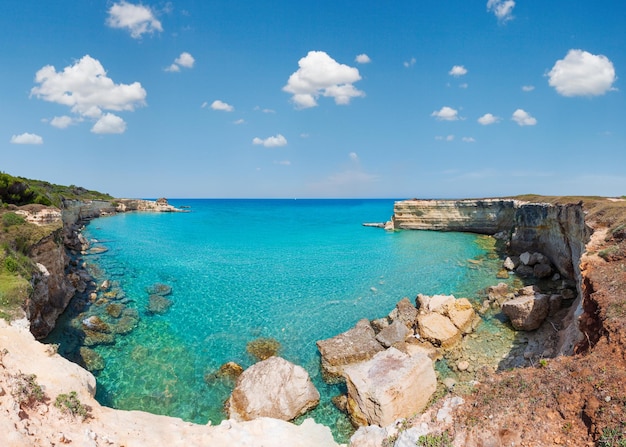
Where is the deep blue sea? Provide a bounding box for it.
[49,199,505,440]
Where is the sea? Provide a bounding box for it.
[46,199,507,441]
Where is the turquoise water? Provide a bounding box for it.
[48,199,504,440]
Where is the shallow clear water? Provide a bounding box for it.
[48,199,506,441]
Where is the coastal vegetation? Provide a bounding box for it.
[0,171,112,208]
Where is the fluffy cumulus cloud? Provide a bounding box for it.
[404,57,416,68]
[210,100,234,112]
[10,133,43,145]
[355,54,371,64]
[522,85,535,92]
[512,109,537,126]
[477,113,500,125]
[166,52,195,72]
[449,65,468,77]
[30,55,146,134]
[106,1,162,39]
[547,49,617,97]
[283,51,365,109]
[487,0,515,22]
[252,134,288,147]
[91,113,127,134]
[50,115,75,129]
[431,106,459,121]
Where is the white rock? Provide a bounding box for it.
[228,356,320,422]
[343,348,437,427]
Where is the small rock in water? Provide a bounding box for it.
[146,294,173,315]
[246,337,281,361]
[146,283,172,296]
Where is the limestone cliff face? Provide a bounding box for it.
[391,199,590,280]
[392,199,518,235]
[390,198,592,355]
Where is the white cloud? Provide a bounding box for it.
[283,51,365,109]
[349,152,359,161]
[487,0,515,22]
[477,113,500,125]
[274,160,291,166]
[449,65,468,77]
[462,137,476,143]
[234,119,245,125]
[50,115,75,129]
[355,54,371,64]
[431,106,459,121]
[435,135,455,141]
[459,83,468,89]
[404,57,416,68]
[547,49,617,97]
[522,85,535,92]
[211,100,234,112]
[10,133,43,145]
[106,1,163,39]
[166,52,195,72]
[512,109,537,126]
[175,52,195,68]
[91,113,127,134]
[30,55,146,133]
[252,134,288,147]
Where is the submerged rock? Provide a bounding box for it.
[79,346,105,372]
[246,337,281,361]
[343,347,437,427]
[228,356,320,422]
[146,294,173,315]
[111,308,139,334]
[81,315,110,333]
[146,283,172,296]
[106,303,124,318]
[205,362,244,384]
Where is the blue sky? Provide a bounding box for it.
[2,1,624,198]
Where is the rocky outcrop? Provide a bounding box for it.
[227,356,320,422]
[343,347,437,427]
[316,319,385,380]
[0,320,339,447]
[502,293,550,331]
[24,198,184,339]
[388,198,590,354]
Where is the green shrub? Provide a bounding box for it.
[598,246,619,261]
[417,431,453,447]
[55,391,90,420]
[4,256,19,273]
[2,212,25,227]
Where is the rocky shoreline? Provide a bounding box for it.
[1,196,625,446]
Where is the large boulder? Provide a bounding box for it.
[316,319,385,380]
[417,313,461,348]
[343,347,437,427]
[446,298,478,334]
[228,356,320,422]
[502,293,550,331]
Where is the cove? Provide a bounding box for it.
[46,199,506,441]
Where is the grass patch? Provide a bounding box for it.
[12,373,46,407]
[418,431,454,447]
[598,246,619,261]
[599,423,626,447]
[0,271,29,320]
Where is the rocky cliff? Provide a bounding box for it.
[26,198,182,339]
[389,198,591,355]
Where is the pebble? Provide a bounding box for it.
[457,360,470,371]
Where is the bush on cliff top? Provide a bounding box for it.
[0,171,112,208]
